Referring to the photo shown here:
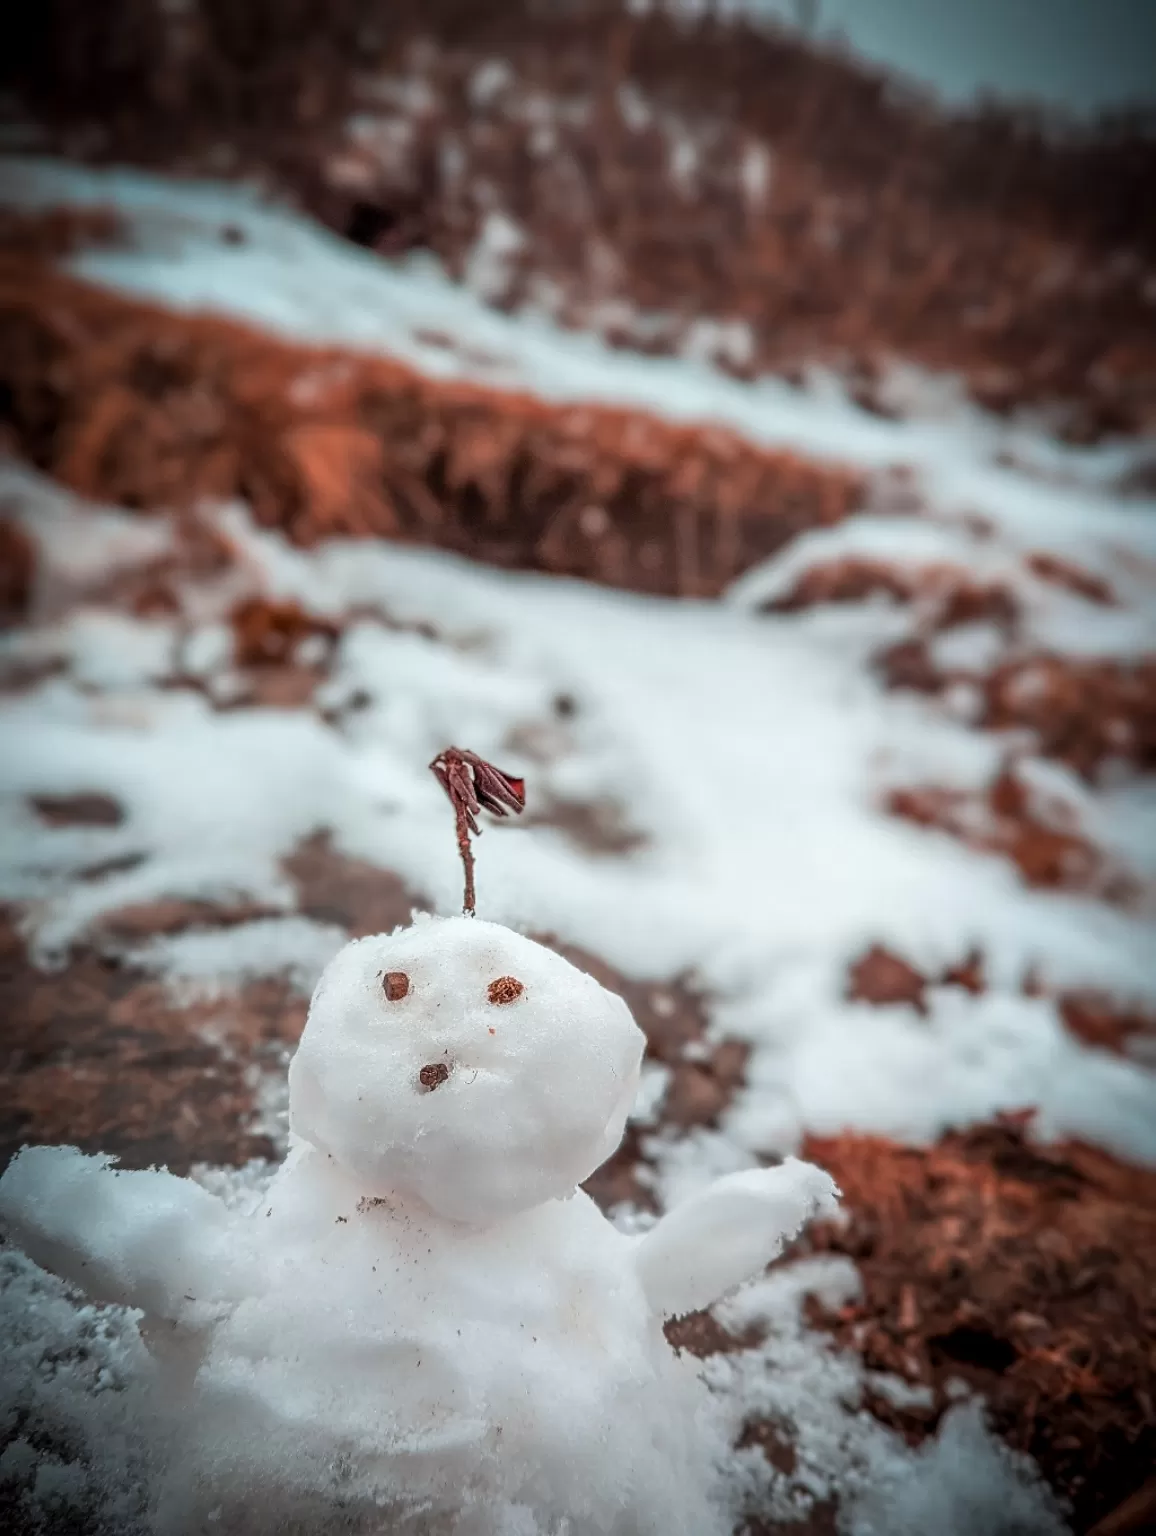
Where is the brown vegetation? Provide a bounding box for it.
[0,518,35,625]
[0,205,124,260]
[805,1120,1156,1534]
[0,260,862,596]
[767,554,1021,636]
[770,553,1156,782]
[846,943,986,1015]
[886,766,1138,901]
[983,656,1156,781]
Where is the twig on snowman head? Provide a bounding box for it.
[430,748,525,916]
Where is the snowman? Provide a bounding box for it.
[0,751,838,1535]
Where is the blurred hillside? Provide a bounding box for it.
[4,0,1156,441]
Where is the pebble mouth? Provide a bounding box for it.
[383,971,410,1001]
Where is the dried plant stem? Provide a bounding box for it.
[457,807,477,916]
[430,747,525,916]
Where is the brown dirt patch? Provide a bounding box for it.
[887,766,1139,901]
[1025,553,1115,608]
[982,656,1156,782]
[803,1120,1156,1534]
[847,945,1155,1063]
[1056,992,1156,1058]
[284,833,422,937]
[846,943,987,1016]
[761,550,1156,783]
[521,792,646,858]
[0,517,36,626]
[29,792,124,828]
[553,944,749,1212]
[766,556,1021,640]
[229,595,340,668]
[0,260,862,598]
[0,910,303,1174]
[0,205,124,261]
[0,836,424,1176]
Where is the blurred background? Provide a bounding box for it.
[1,5,1155,1534]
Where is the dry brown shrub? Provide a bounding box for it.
[805,1120,1156,1533]
[886,766,1137,901]
[0,260,863,595]
[0,518,36,625]
[0,206,125,260]
[982,655,1156,781]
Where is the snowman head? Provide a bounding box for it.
[289,916,645,1224]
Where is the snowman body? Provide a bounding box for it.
[176,1143,722,1535]
[168,915,721,1531]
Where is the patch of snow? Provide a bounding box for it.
[1,460,172,594]
[0,677,337,961]
[682,316,755,372]
[468,59,515,109]
[124,915,347,1000]
[707,1259,1065,1535]
[739,139,773,206]
[931,621,1007,673]
[179,621,234,677]
[630,1060,673,1126]
[0,1250,157,1536]
[463,209,525,303]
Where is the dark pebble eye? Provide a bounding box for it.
[383,971,410,1001]
[488,976,524,1005]
[418,1062,450,1091]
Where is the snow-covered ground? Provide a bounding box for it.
[0,161,1153,1533]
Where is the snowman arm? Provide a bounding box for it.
[634,1157,840,1318]
[0,1145,240,1320]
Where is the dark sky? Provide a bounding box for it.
[745,0,1156,112]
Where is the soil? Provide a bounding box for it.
[802,1122,1156,1536]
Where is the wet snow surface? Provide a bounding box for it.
[1,162,1153,1534]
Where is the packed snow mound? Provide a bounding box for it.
[0,920,842,1535]
[290,915,646,1223]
